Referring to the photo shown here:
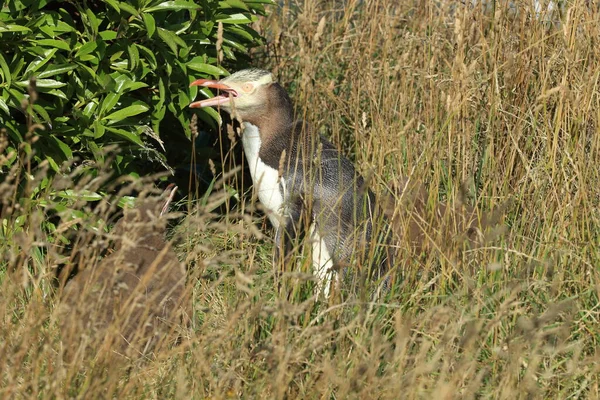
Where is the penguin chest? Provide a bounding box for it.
[241,123,286,228]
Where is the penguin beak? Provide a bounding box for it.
[189,79,239,108]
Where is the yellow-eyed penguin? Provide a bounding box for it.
[190,69,392,296]
[58,185,189,360]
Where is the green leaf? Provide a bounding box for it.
[99,30,118,40]
[24,48,58,77]
[55,189,103,202]
[45,155,60,172]
[221,32,249,51]
[187,61,228,76]
[219,0,249,10]
[0,24,31,33]
[8,88,26,104]
[122,81,148,93]
[50,135,73,159]
[185,34,211,45]
[110,50,124,63]
[48,18,76,34]
[104,0,120,12]
[113,73,132,93]
[9,57,25,79]
[40,88,68,100]
[0,97,9,115]
[178,91,191,110]
[103,104,149,123]
[157,28,177,54]
[118,2,139,15]
[157,28,186,54]
[217,13,255,24]
[227,25,260,42]
[157,77,166,106]
[151,77,167,127]
[96,70,115,90]
[93,120,105,138]
[100,92,121,116]
[16,79,66,89]
[35,39,71,51]
[33,104,51,123]
[136,44,157,69]
[39,25,56,38]
[75,41,98,59]
[0,53,11,86]
[118,196,136,209]
[199,105,221,125]
[145,1,199,12]
[127,44,139,70]
[77,63,98,82]
[85,8,99,36]
[82,101,97,119]
[37,64,77,79]
[79,54,98,62]
[142,13,156,38]
[105,126,143,145]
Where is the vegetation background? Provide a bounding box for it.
[1,0,599,398]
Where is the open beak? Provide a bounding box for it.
[189,78,238,108]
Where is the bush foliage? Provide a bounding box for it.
[0,0,268,188]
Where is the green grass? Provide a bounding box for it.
[2,0,600,398]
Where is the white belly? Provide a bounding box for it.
[309,224,336,297]
[241,123,285,228]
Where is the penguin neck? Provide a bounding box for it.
[239,83,296,170]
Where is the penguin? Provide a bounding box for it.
[58,185,189,361]
[190,69,393,296]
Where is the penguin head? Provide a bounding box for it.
[189,68,274,118]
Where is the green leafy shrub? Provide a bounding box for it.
[0,0,268,187]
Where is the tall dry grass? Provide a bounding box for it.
[1,0,600,398]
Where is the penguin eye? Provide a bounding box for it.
[241,83,254,93]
